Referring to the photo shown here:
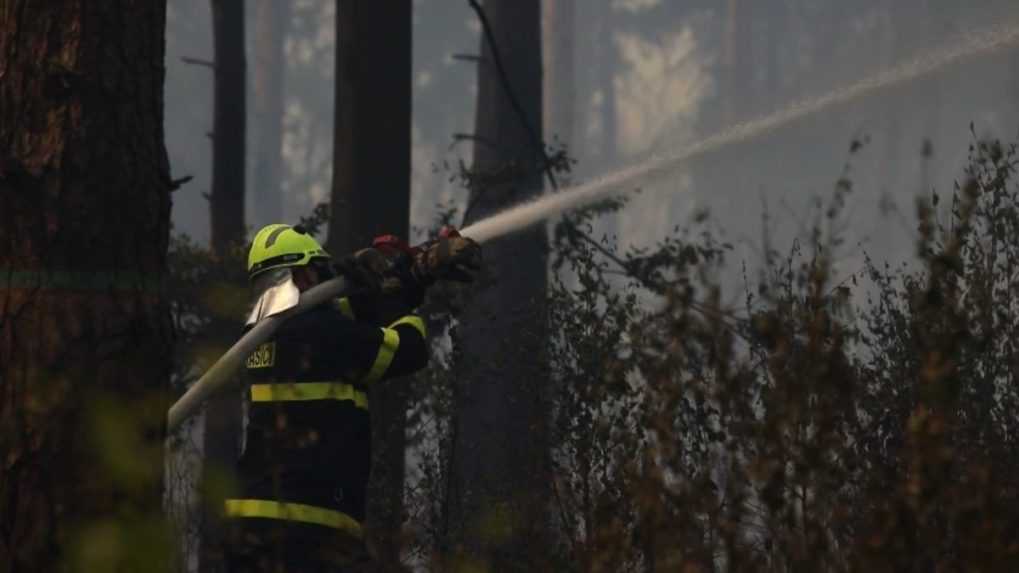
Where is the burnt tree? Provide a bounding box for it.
[543,0,576,152]
[723,0,752,124]
[763,0,790,112]
[328,1,413,565]
[596,0,618,164]
[451,0,550,569]
[209,0,246,252]
[202,1,246,571]
[0,1,174,570]
[251,0,289,227]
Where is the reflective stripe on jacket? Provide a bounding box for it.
[228,299,428,529]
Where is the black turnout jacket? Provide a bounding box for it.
[227,294,427,539]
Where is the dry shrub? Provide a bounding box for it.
[406,137,1019,572]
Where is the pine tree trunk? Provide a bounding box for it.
[251,0,289,227]
[763,1,789,112]
[882,0,911,198]
[543,0,576,153]
[329,2,413,567]
[917,0,941,195]
[203,2,246,571]
[209,0,246,252]
[451,1,550,569]
[723,0,752,124]
[542,0,574,154]
[0,2,174,570]
[598,0,618,163]
[1013,45,1019,131]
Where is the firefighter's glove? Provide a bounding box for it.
[352,247,415,296]
[411,236,482,285]
[333,250,387,294]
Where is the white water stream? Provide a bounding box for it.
[461,23,1019,244]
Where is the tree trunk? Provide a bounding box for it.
[1013,41,1019,131]
[203,2,246,571]
[598,0,618,164]
[763,0,789,112]
[451,1,550,569]
[808,3,843,96]
[0,2,174,570]
[917,0,941,195]
[209,0,246,252]
[882,0,917,199]
[328,2,413,567]
[543,0,576,153]
[723,0,752,124]
[251,0,289,228]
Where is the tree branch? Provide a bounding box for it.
[562,220,752,338]
[180,56,215,69]
[170,175,194,192]
[449,133,504,153]
[466,0,561,191]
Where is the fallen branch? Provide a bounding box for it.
[181,56,215,69]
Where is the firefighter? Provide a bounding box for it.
[222,223,480,572]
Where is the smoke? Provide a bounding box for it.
[461,22,1019,245]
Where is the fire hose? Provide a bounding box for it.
[166,227,464,433]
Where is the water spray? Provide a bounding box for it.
[461,23,1019,244]
[167,23,1019,433]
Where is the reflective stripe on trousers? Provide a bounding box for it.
[224,498,363,539]
[249,381,369,410]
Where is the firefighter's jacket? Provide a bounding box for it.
[225,296,428,540]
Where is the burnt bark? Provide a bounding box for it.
[209,0,246,252]
[882,0,917,197]
[543,0,576,152]
[450,0,550,569]
[763,0,789,112]
[203,2,246,571]
[251,0,289,227]
[1013,42,1019,131]
[328,1,413,567]
[597,0,618,163]
[0,1,174,570]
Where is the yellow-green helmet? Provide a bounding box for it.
[247,224,330,280]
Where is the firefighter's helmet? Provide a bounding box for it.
[247,224,330,280]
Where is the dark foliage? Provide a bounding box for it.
[403,137,1019,571]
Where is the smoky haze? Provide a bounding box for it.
[463,21,1019,245]
[158,2,1019,569]
[165,0,1019,281]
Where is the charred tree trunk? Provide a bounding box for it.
[882,0,915,199]
[328,1,413,566]
[917,0,941,195]
[0,2,174,570]
[1013,43,1019,131]
[598,0,618,164]
[809,3,843,96]
[328,2,411,252]
[451,1,550,569]
[203,2,246,571]
[251,0,289,227]
[543,0,576,153]
[209,0,246,252]
[763,0,789,112]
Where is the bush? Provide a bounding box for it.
[404,137,1019,571]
